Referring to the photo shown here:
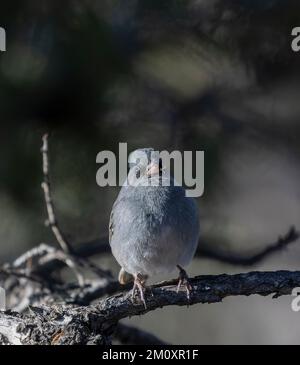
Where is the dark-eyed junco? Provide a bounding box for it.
[109,148,200,308]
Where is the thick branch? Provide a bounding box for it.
[99,270,300,322]
[1,270,299,344]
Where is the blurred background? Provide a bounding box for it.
[1,0,300,344]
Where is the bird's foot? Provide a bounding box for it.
[131,273,147,309]
[176,265,193,301]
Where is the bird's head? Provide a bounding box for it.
[128,148,162,180]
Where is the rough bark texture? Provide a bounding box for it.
[1,270,300,345]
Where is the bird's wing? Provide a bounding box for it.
[108,197,123,244]
[109,193,144,245]
[108,208,114,245]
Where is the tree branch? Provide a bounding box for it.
[41,134,86,286]
[198,226,300,266]
[41,134,74,255]
[40,134,112,283]
[0,270,299,344]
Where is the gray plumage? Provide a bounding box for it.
[109,148,200,281]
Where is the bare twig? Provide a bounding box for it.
[198,226,300,266]
[1,266,123,312]
[0,266,45,286]
[1,243,121,311]
[41,134,85,285]
[1,270,300,344]
[41,134,74,255]
[40,134,112,283]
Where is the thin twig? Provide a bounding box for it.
[41,133,85,285]
[40,134,112,283]
[41,134,74,255]
[198,226,300,266]
[0,266,46,286]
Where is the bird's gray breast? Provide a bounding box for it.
[109,181,199,276]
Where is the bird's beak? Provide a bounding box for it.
[146,162,160,177]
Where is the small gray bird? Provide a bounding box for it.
[109,148,200,308]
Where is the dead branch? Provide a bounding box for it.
[40,134,112,283]
[41,134,74,255]
[0,270,299,344]
[198,226,300,266]
[41,134,86,285]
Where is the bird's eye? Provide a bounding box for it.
[135,168,141,179]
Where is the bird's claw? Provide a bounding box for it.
[176,265,193,301]
[131,274,147,309]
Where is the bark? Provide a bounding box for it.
[0,270,299,345]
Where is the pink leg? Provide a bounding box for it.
[132,273,147,309]
[176,265,193,301]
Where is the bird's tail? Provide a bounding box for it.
[118,267,134,284]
